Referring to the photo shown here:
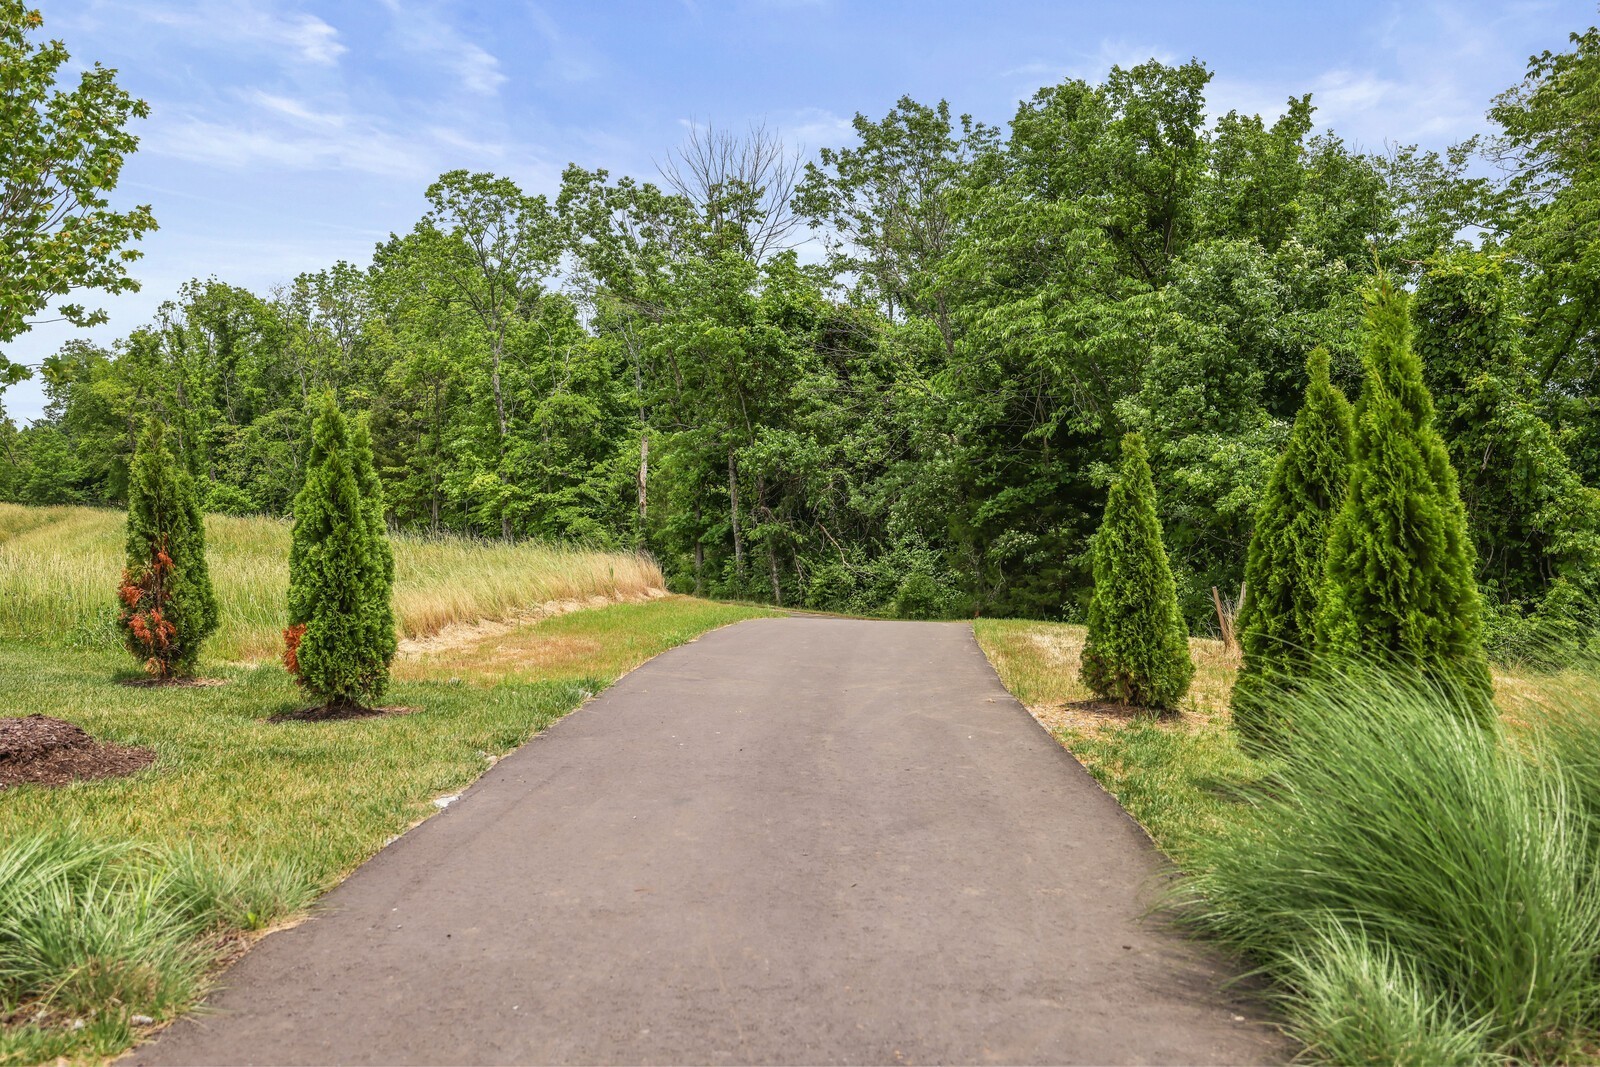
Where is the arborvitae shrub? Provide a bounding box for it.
[284,395,395,708]
[116,420,218,678]
[350,414,397,674]
[1316,276,1494,718]
[1079,432,1194,709]
[1232,348,1353,750]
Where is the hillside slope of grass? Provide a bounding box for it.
[0,504,666,662]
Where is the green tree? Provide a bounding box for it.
[1231,348,1353,747]
[415,171,561,540]
[1317,277,1493,715]
[1412,252,1600,659]
[116,420,217,678]
[284,395,395,709]
[1079,432,1193,709]
[0,1,155,407]
[1487,22,1600,482]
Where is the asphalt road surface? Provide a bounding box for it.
[129,616,1284,1065]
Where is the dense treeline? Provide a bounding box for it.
[4,38,1598,642]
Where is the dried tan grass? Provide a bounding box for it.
[0,504,667,662]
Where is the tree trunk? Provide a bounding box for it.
[693,500,704,596]
[637,434,649,523]
[728,449,745,581]
[490,330,513,541]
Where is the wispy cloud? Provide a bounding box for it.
[1209,1,1529,148]
[148,115,427,178]
[378,0,509,96]
[128,1,346,66]
[777,107,852,152]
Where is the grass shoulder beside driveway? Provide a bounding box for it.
[0,596,774,1064]
[973,617,1257,861]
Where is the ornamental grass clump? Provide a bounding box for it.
[1181,667,1600,1063]
[284,396,396,710]
[0,829,313,1053]
[116,420,218,678]
[1079,432,1193,709]
[1232,348,1353,751]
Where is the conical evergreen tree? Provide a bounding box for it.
[350,413,397,675]
[1080,432,1194,709]
[1413,253,1600,660]
[116,419,218,677]
[1316,276,1494,718]
[1232,348,1353,748]
[284,395,395,708]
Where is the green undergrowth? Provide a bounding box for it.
[0,596,772,1064]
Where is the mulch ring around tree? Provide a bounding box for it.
[269,703,421,723]
[115,675,227,689]
[0,716,156,789]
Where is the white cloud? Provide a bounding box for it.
[247,90,346,128]
[134,2,346,66]
[1067,39,1179,81]
[1207,1,1539,149]
[778,107,852,152]
[378,0,509,96]
[148,114,429,179]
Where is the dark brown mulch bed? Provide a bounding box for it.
[115,675,227,689]
[269,704,421,723]
[1062,698,1180,721]
[0,715,155,789]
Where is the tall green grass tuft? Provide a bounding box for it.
[1278,921,1491,1066]
[1180,668,1600,1062]
[0,829,313,1045]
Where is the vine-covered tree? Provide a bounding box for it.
[1317,277,1493,716]
[116,420,217,678]
[1231,348,1353,749]
[284,395,395,710]
[1079,432,1193,709]
[0,1,155,410]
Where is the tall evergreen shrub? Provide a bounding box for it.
[1232,348,1353,749]
[284,395,395,708]
[1316,277,1493,717]
[350,413,397,661]
[116,420,218,677]
[1079,432,1194,709]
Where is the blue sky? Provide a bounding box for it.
[8,0,1594,421]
